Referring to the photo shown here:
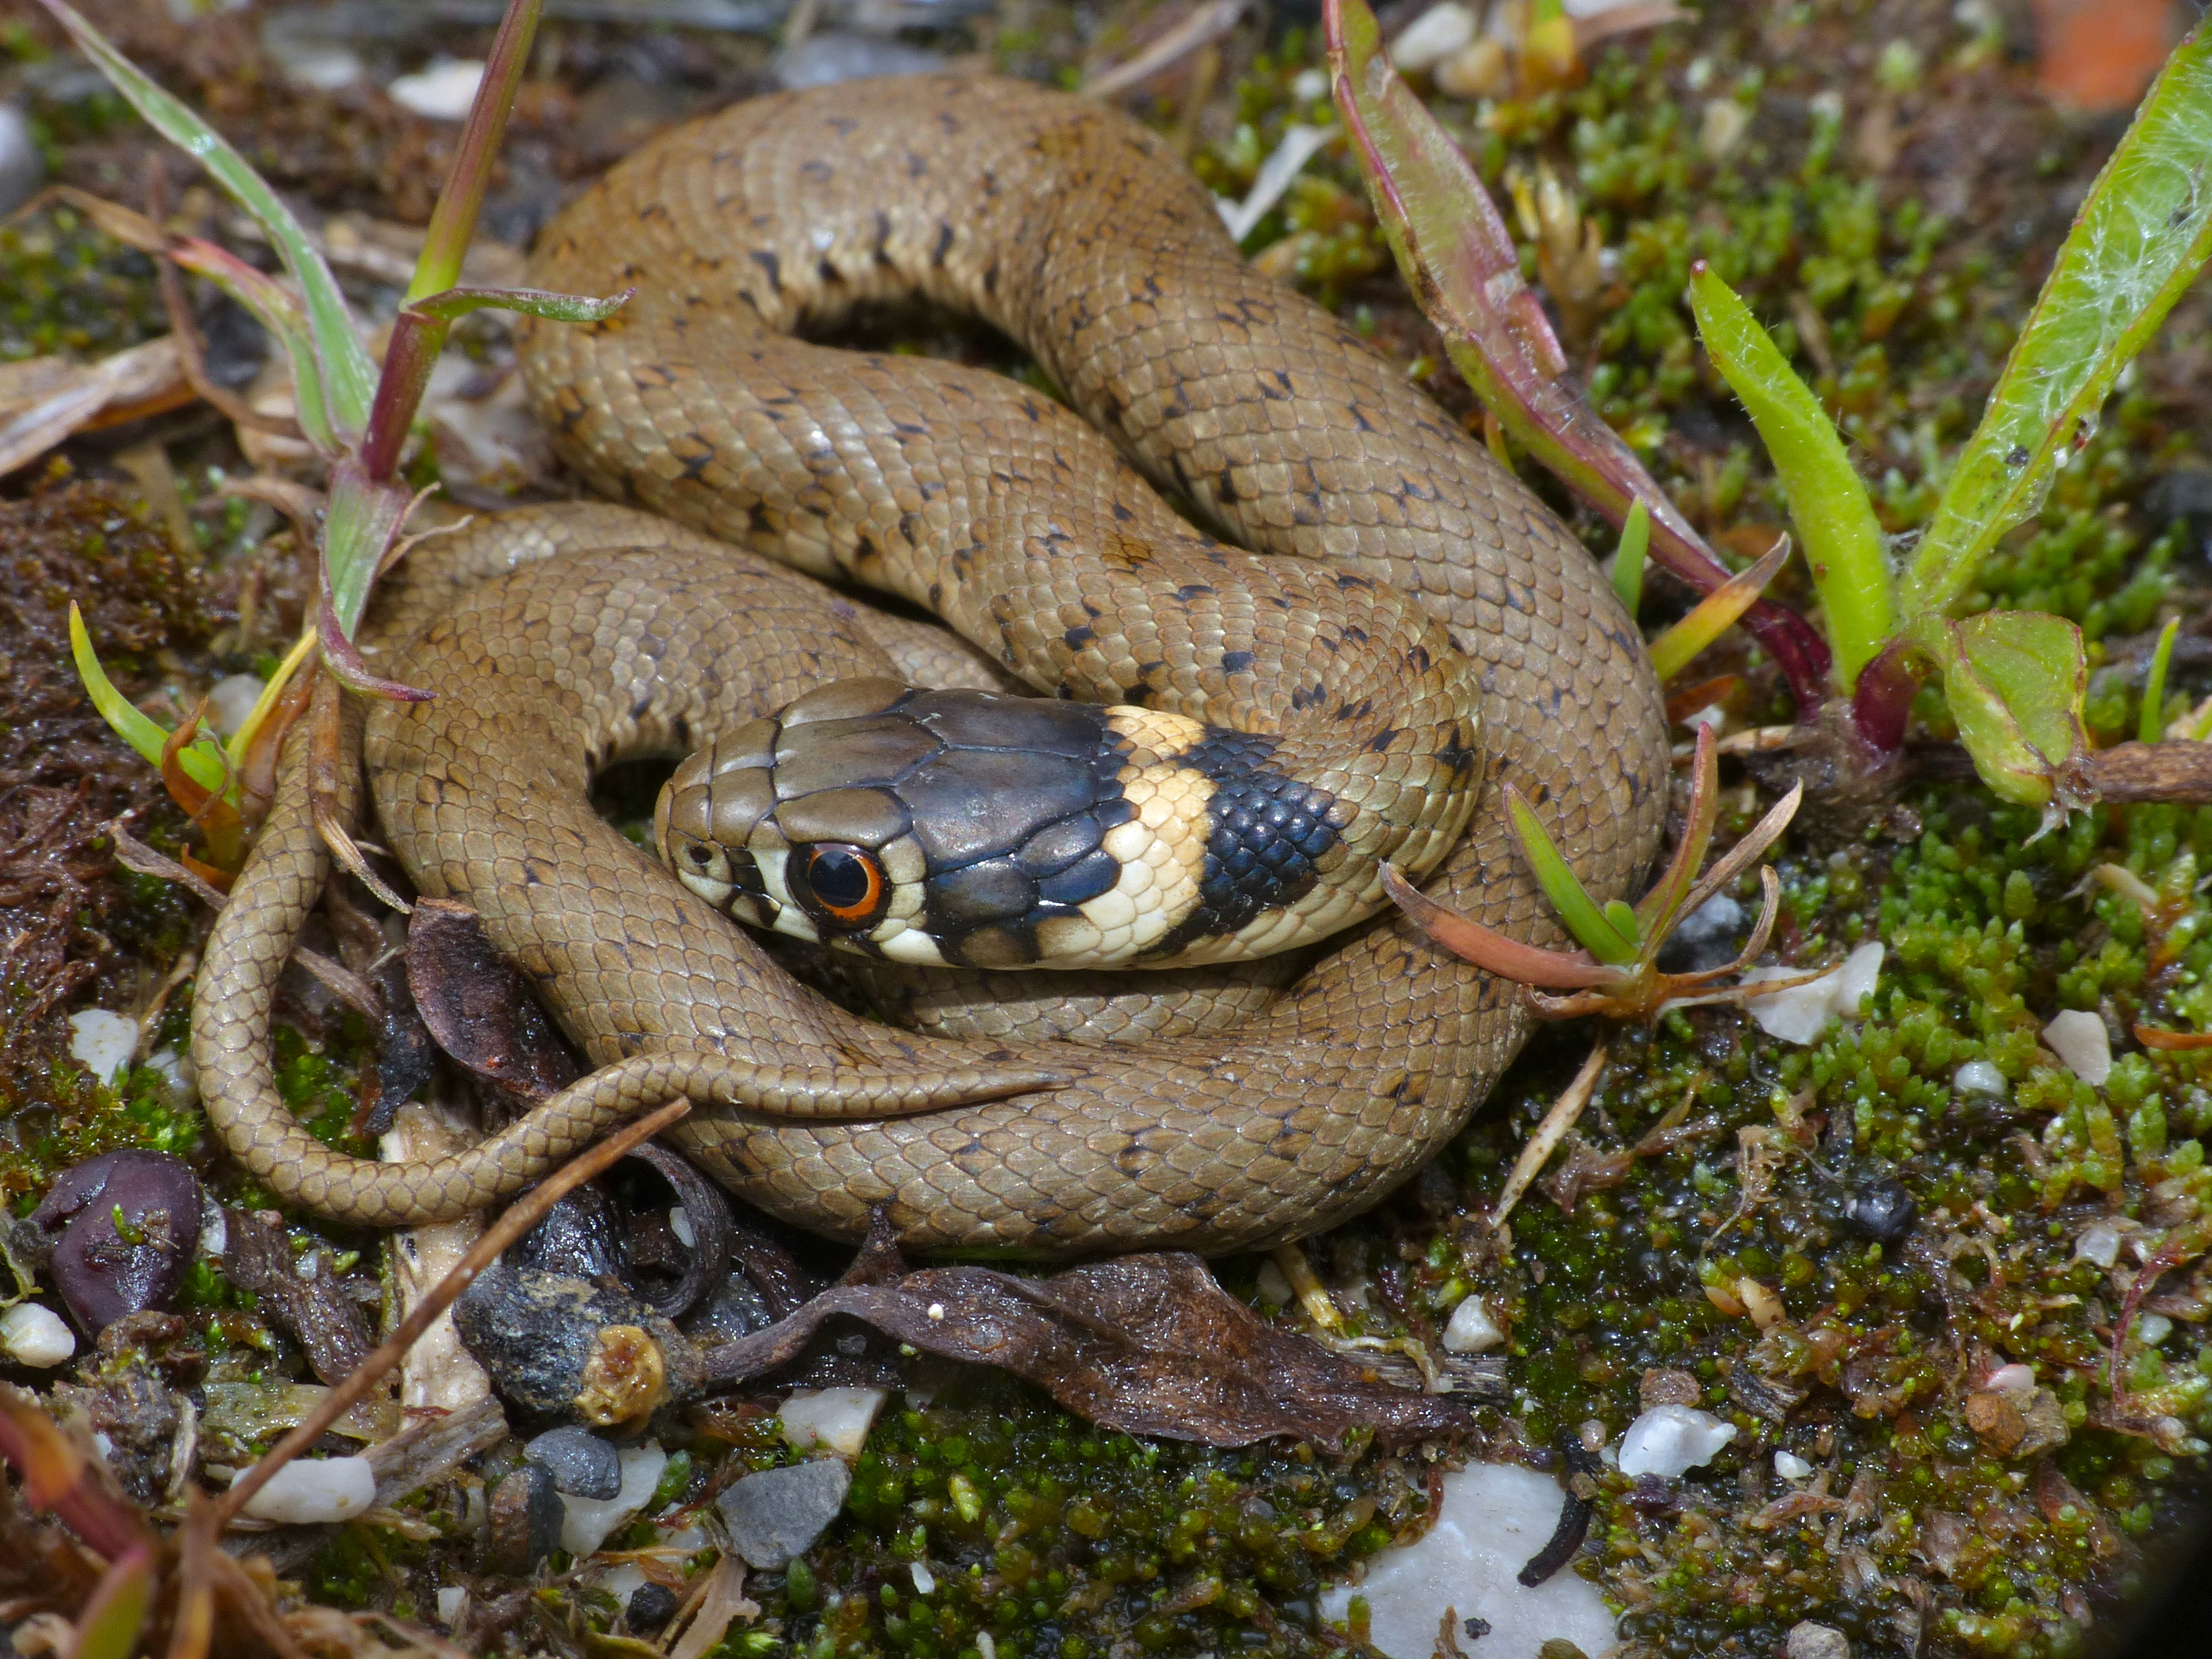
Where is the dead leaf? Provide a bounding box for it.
[701,1225,1470,1449]
[0,338,186,477]
[405,899,581,1108]
[221,1208,374,1387]
[666,1552,758,1659]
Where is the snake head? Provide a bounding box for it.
[653,678,1355,971]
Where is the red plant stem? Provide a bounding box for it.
[1848,634,1924,753]
[358,0,545,481]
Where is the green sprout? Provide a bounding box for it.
[1382,724,1807,1021]
[45,0,627,864]
[2142,616,2182,747]
[1609,497,1648,619]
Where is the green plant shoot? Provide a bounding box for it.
[1687,266,1891,690]
[2142,617,2181,745]
[1503,789,1639,966]
[1610,497,1648,618]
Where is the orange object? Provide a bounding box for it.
[2033,0,2177,113]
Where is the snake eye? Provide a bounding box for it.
[791,842,889,931]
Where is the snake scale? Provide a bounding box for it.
[191,75,1669,1255]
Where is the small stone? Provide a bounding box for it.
[1433,38,1509,100]
[2075,1220,2123,1267]
[1785,1623,1853,1659]
[1774,1450,1814,1480]
[1389,3,1478,72]
[525,1424,621,1500]
[207,674,268,738]
[1964,1387,2028,1454]
[779,1386,887,1457]
[0,103,42,220]
[67,1010,138,1085]
[1639,1368,1702,1409]
[1840,1177,1917,1245]
[560,1441,667,1558]
[1616,1406,1737,1479]
[0,1303,75,1368]
[1953,1058,2007,1097]
[2044,1009,2112,1086]
[627,1582,680,1631]
[1741,942,1884,1045]
[1441,1294,1505,1354]
[237,1456,377,1524]
[489,1462,563,1574]
[717,1458,853,1569]
[389,59,486,121]
[1291,68,1329,105]
[435,1585,466,1628]
[1700,98,1752,160]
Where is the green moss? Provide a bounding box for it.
[749,1376,1430,1658]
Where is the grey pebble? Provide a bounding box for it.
[772,33,943,90]
[1785,1624,1853,1659]
[0,105,46,222]
[524,1423,622,1500]
[714,1457,852,1569]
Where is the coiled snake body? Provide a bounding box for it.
[192,76,1668,1254]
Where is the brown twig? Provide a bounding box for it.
[212,1097,691,1528]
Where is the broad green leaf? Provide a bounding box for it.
[1646,534,1792,684]
[1611,497,1648,618]
[1688,268,1891,688]
[2142,615,2181,745]
[1903,18,2212,620]
[68,604,227,798]
[36,0,376,440]
[1505,786,1640,966]
[1322,0,1833,707]
[1923,611,2092,810]
[406,284,633,325]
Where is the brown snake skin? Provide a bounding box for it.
[191,76,1669,1254]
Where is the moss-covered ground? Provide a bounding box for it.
[3,2,2209,1656]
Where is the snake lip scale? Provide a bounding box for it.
[191,74,1669,1255]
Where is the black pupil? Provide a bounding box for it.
[807,846,873,909]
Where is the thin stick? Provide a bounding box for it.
[213,1098,690,1527]
[1493,1039,1608,1227]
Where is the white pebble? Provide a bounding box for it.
[911,1561,936,1595]
[2132,1313,2173,1348]
[1,1303,76,1368]
[389,59,486,121]
[0,103,43,220]
[1983,1362,2036,1395]
[1389,3,1478,72]
[237,1456,378,1524]
[207,672,267,737]
[1292,67,1329,105]
[779,1386,886,1458]
[1317,1463,1616,1658]
[2075,1221,2122,1268]
[1617,1405,1738,1479]
[435,1585,467,1627]
[978,1634,997,1659]
[1441,1294,1505,1354]
[1675,891,1745,945]
[1773,1449,1813,1481]
[1255,1259,1293,1306]
[2043,1010,2111,1086]
[669,1204,695,1247]
[147,1047,196,1099]
[1741,942,1884,1045]
[1953,1059,2007,1098]
[560,1441,666,1558]
[67,1010,138,1085]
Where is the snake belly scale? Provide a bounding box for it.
[190,75,1669,1254]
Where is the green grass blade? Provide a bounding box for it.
[1611,497,1648,619]
[35,0,375,439]
[1646,533,1791,684]
[1505,785,1640,966]
[1688,267,1892,690]
[1903,18,2212,621]
[406,284,633,325]
[69,603,227,797]
[2142,616,2181,745]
